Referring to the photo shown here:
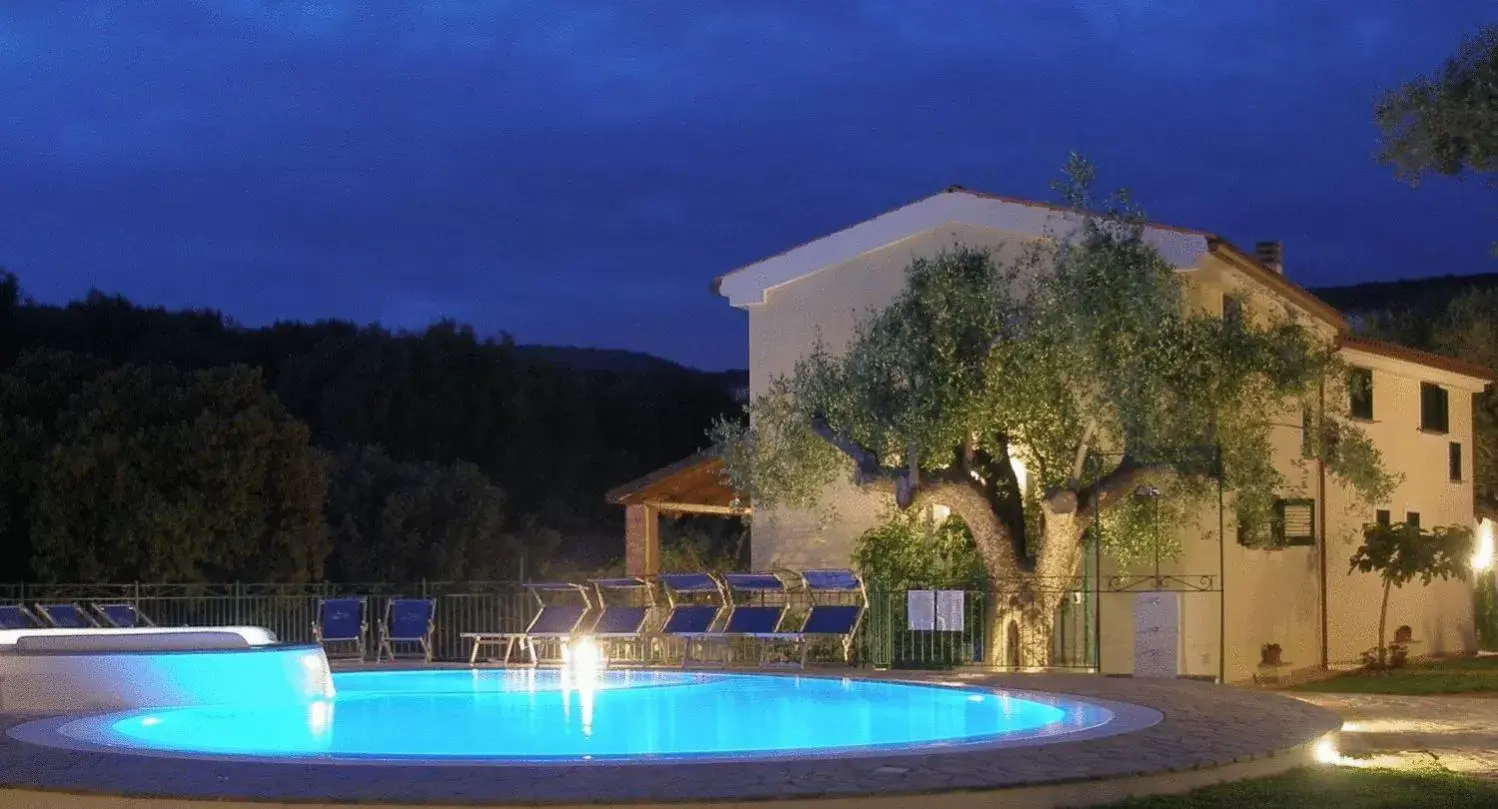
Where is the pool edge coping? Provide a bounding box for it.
[0,670,1345,806]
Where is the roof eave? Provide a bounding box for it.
[1205,238,1349,332]
[1336,335,1495,385]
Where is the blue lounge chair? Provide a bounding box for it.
[462,583,591,666]
[682,573,790,666]
[786,569,868,666]
[92,603,156,628]
[656,573,727,666]
[588,577,654,665]
[35,602,99,628]
[313,597,368,661]
[0,604,39,629]
[377,597,436,663]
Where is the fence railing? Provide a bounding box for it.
[1,581,1092,669]
[858,586,1093,670]
[0,582,535,663]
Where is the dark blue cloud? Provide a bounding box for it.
[2,1,1494,369]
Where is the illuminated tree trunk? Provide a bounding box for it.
[943,494,1085,668]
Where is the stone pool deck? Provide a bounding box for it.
[0,671,1341,809]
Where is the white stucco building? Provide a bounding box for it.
[615,186,1493,683]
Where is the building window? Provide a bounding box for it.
[1273,498,1316,547]
[1420,382,1449,433]
[1222,293,1243,328]
[1348,367,1373,420]
[1375,509,1391,527]
[1451,442,1463,482]
[1406,511,1421,529]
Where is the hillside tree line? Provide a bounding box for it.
[0,270,741,583]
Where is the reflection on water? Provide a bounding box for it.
[69,670,1115,761]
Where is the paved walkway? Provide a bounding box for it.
[1291,692,1498,781]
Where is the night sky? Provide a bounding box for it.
[3,3,1495,371]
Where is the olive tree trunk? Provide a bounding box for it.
[943,490,1086,668]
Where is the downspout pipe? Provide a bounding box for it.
[1318,375,1329,670]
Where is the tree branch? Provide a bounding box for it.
[913,478,1031,574]
[808,414,885,483]
[965,435,1030,567]
[1070,420,1097,482]
[1071,455,1177,519]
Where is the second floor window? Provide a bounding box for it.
[1222,293,1243,328]
[1348,367,1373,420]
[1421,382,1449,433]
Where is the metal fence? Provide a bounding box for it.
[2,581,1091,669]
[858,584,1093,670]
[0,581,533,663]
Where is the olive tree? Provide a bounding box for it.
[712,158,1396,665]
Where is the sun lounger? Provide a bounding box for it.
[588,577,653,665]
[34,602,99,628]
[0,604,40,630]
[313,597,368,661]
[656,573,727,666]
[91,603,156,628]
[784,569,867,666]
[678,573,790,666]
[377,597,436,662]
[462,583,591,667]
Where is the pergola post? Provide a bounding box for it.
[625,503,660,576]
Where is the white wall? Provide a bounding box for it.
[1325,351,1481,666]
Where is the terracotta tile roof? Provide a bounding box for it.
[1204,238,1348,330]
[1337,335,1494,382]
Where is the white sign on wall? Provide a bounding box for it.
[907,590,935,631]
[934,590,965,631]
[1134,591,1180,678]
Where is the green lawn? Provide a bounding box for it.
[1290,655,1498,695]
[1098,766,1498,808]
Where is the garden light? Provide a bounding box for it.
[1472,519,1494,573]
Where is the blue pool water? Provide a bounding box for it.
[50,669,1115,762]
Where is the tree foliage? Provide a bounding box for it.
[714,157,1396,593]
[655,516,749,574]
[1376,24,1498,251]
[1377,24,1498,182]
[0,268,740,575]
[853,510,986,591]
[324,445,516,582]
[1,351,329,582]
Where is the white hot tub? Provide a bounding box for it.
[0,627,331,713]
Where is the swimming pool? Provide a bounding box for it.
[20,669,1157,763]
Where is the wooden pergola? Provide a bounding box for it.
[606,448,749,576]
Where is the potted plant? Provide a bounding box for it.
[1260,643,1283,667]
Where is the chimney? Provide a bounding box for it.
[1255,241,1283,274]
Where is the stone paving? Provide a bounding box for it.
[1291,692,1498,782]
[0,672,1341,805]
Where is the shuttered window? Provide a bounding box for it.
[1421,383,1449,433]
[1273,498,1316,547]
[1348,367,1373,420]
